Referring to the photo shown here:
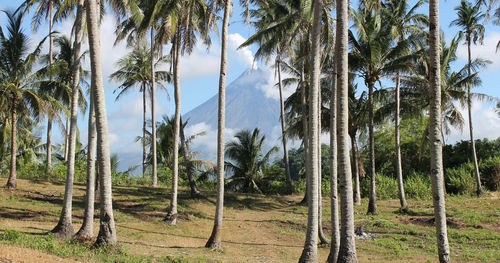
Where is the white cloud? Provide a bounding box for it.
[228,33,257,69]
[447,100,500,144]
[180,48,220,79]
[457,31,500,69]
[185,122,237,160]
[254,66,295,101]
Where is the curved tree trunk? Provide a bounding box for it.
[298,0,321,260]
[76,79,96,240]
[86,0,117,246]
[327,66,340,262]
[7,97,17,189]
[165,28,181,225]
[276,56,291,182]
[318,85,329,245]
[64,116,69,162]
[46,0,53,176]
[429,1,451,261]
[467,40,482,196]
[151,27,158,188]
[337,0,358,261]
[205,0,230,249]
[51,0,85,239]
[299,65,309,205]
[367,81,378,215]
[351,134,361,206]
[142,86,147,179]
[180,116,200,196]
[395,74,408,210]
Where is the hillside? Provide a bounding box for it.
[1,178,499,262]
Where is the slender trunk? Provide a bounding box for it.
[86,0,117,246]
[142,86,147,179]
[298,0,321,260]
[165,28,181,225]
[7,97,17,189]
[46,117,52,173]
[367,81,378,215]
[64,116,69,162]
[351,134,361,206]
[467,39,482,196]
[51,0,84,238]
[395,74,408,210]
[180,116,200,196]
[205,0,230,250]
[46,0,53,175]
[327,66,340,262]
[300,65,308,205]
[429,1,451,261]
[277,56,291,182]
[151,27,158,187]
[337,0,358,261]
[318,85,329,245]
[76,77,96,240]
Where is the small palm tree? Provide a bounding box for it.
[0,10,53,189]
[225,128,278,193]
[451,0,486,196]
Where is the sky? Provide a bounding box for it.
[1,0,499,171]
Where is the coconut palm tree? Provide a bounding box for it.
[298,0,322,261]
[0,10,52,189]
[109,42,169,180]
[205,0,230,249]
[85,0,117,246]
[429,0,451,261]
[336,0,358,261]
[349,3,417,215]
[18,0,63,175]
[451,0,485,196]
[383,0,427,210]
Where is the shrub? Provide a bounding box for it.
[480,156,500,191]
[361,173,398,200]
[445,163,475,195]
[404,172,431,200]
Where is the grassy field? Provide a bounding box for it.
[0,178,499,262]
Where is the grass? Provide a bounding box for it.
[0,178,499,262]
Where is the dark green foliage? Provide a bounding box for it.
[480,156,500,191]
[443,138,500,169]
[445,163,476,195]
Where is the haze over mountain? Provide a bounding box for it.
[184,67,287,161]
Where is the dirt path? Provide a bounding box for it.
[0,245,79,263]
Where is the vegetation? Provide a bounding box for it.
[0,0,499,262]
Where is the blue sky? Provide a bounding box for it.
[1,0,499,171]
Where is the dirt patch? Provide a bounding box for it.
[400,217,482,229]
[271,219,306,232]
[0,245,79,263]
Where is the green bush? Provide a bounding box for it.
[361,173,399,200]
[445,163,475,195]
[404,172,431,200]
[480,156,500,191]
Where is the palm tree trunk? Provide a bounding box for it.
[395,74,408,210]
[205,0,230,250]
[64,116,69,162]
[165,27,181,225]
[76,78,96,239]
[351,134,361,206]
[300,65,308,205]
[7,97,17,189]
[367,81,378,215]
[429,1,451,261]
[142,85,147,179]
[298,0,321,260]
[337,0,358,261]
[86,0,117,246]
[51,0,85,238]
[327,67,340,263]
[46,0,53,176]
[318,85,329,245]
[276,56,291,182]
[467,40,482,196]
[180,116,200,196]
[151,27,158,188]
